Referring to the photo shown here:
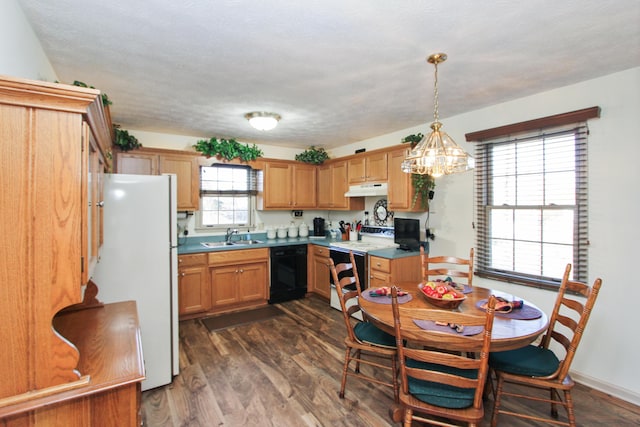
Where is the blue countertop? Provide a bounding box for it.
[177,233,423,259]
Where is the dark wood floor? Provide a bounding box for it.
[142,295,640,426]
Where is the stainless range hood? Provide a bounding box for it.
[344,182,388,197]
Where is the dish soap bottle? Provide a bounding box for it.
[364,211,370,225]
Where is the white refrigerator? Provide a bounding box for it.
[92,173,179,391]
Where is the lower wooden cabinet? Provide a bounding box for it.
[178,254,211,316]
[369,254,422,287]
[208,248,269,313]
[308,244,331,299]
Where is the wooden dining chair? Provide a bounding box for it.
[328,253,399,403]
[489,264,603,427]
[421,246,474,288]
[390,286,497,426]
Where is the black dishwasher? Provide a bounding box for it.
[269,245,308,303]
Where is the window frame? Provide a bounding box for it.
[195,164,256,231]
[466,107,600,289]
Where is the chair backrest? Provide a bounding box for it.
[391,287,496,410]
[328,251,363,342]
[541,264,603,381]
[420,246,474,287]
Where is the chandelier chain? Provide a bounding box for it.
[433,62,439,123]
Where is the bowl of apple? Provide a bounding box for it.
[418,281,466,309]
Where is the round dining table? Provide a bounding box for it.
[359,283,549,352]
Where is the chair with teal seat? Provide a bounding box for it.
[328,252,399,402]
[390,286,496,426]
[489,263,603,427]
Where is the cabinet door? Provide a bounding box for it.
[387,148,414,211]
[330,160,353,209]
[263,162,292,208]
[369,270,390,288]
[347,157,366,184]
[317,164,332,208]
[211,265,239,307]
[366,152,388,182]
[292,164,317,208]
[159,154,200,211]
[179,265,211,315]
[237,262,267,302]
[116,152,158,174]
[310,245,331,299]
[84,123,104,282]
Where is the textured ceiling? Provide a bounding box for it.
[17,0,640,149]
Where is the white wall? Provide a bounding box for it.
[338,67,640,404]
[0,0,57,81]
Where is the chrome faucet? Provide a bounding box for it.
[225,227,239,243]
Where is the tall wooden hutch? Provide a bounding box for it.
[0,75,144,425]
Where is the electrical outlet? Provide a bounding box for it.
[291,210,303,218]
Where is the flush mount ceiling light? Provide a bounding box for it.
[244,111,281,131]
[402,53,472,178]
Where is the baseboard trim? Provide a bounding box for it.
[572,371,640,406]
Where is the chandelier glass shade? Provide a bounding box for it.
[402,53,472,177]
[245,111,281,131]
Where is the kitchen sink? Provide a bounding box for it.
[200,239,264,248]
[200,241,237,248]
[233,239,264,246]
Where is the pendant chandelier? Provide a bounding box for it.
[402,53,472,177]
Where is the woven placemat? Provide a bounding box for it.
[475,299,542,320]
[413,319,484,336]
[361,290,413,305]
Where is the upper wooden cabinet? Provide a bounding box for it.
[116,151,158,174]
[257,161,317,210]
[84,122,106,283]
[317,160,364,211]
[116,148,200,211]
[387,147,425,212]
[348,152,388,184]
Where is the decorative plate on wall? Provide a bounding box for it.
[373,199,388,225]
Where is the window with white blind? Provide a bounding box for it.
[467,107,600,288]
[197,164,257,229]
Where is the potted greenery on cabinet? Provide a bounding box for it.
[114,127,142,151]
[194,137,263,162]
[295,146,330,164]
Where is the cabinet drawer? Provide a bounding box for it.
[208,248,269,265]
[312,244,330,258]
[370,256,391,273]
[179,253,207,267]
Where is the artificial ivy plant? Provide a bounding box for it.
[193,137,263,162]
[402,133,435,210]
[71,80,112,107]
[401,132,424,148]
[295,146,330,164]
[114,127,142,151]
